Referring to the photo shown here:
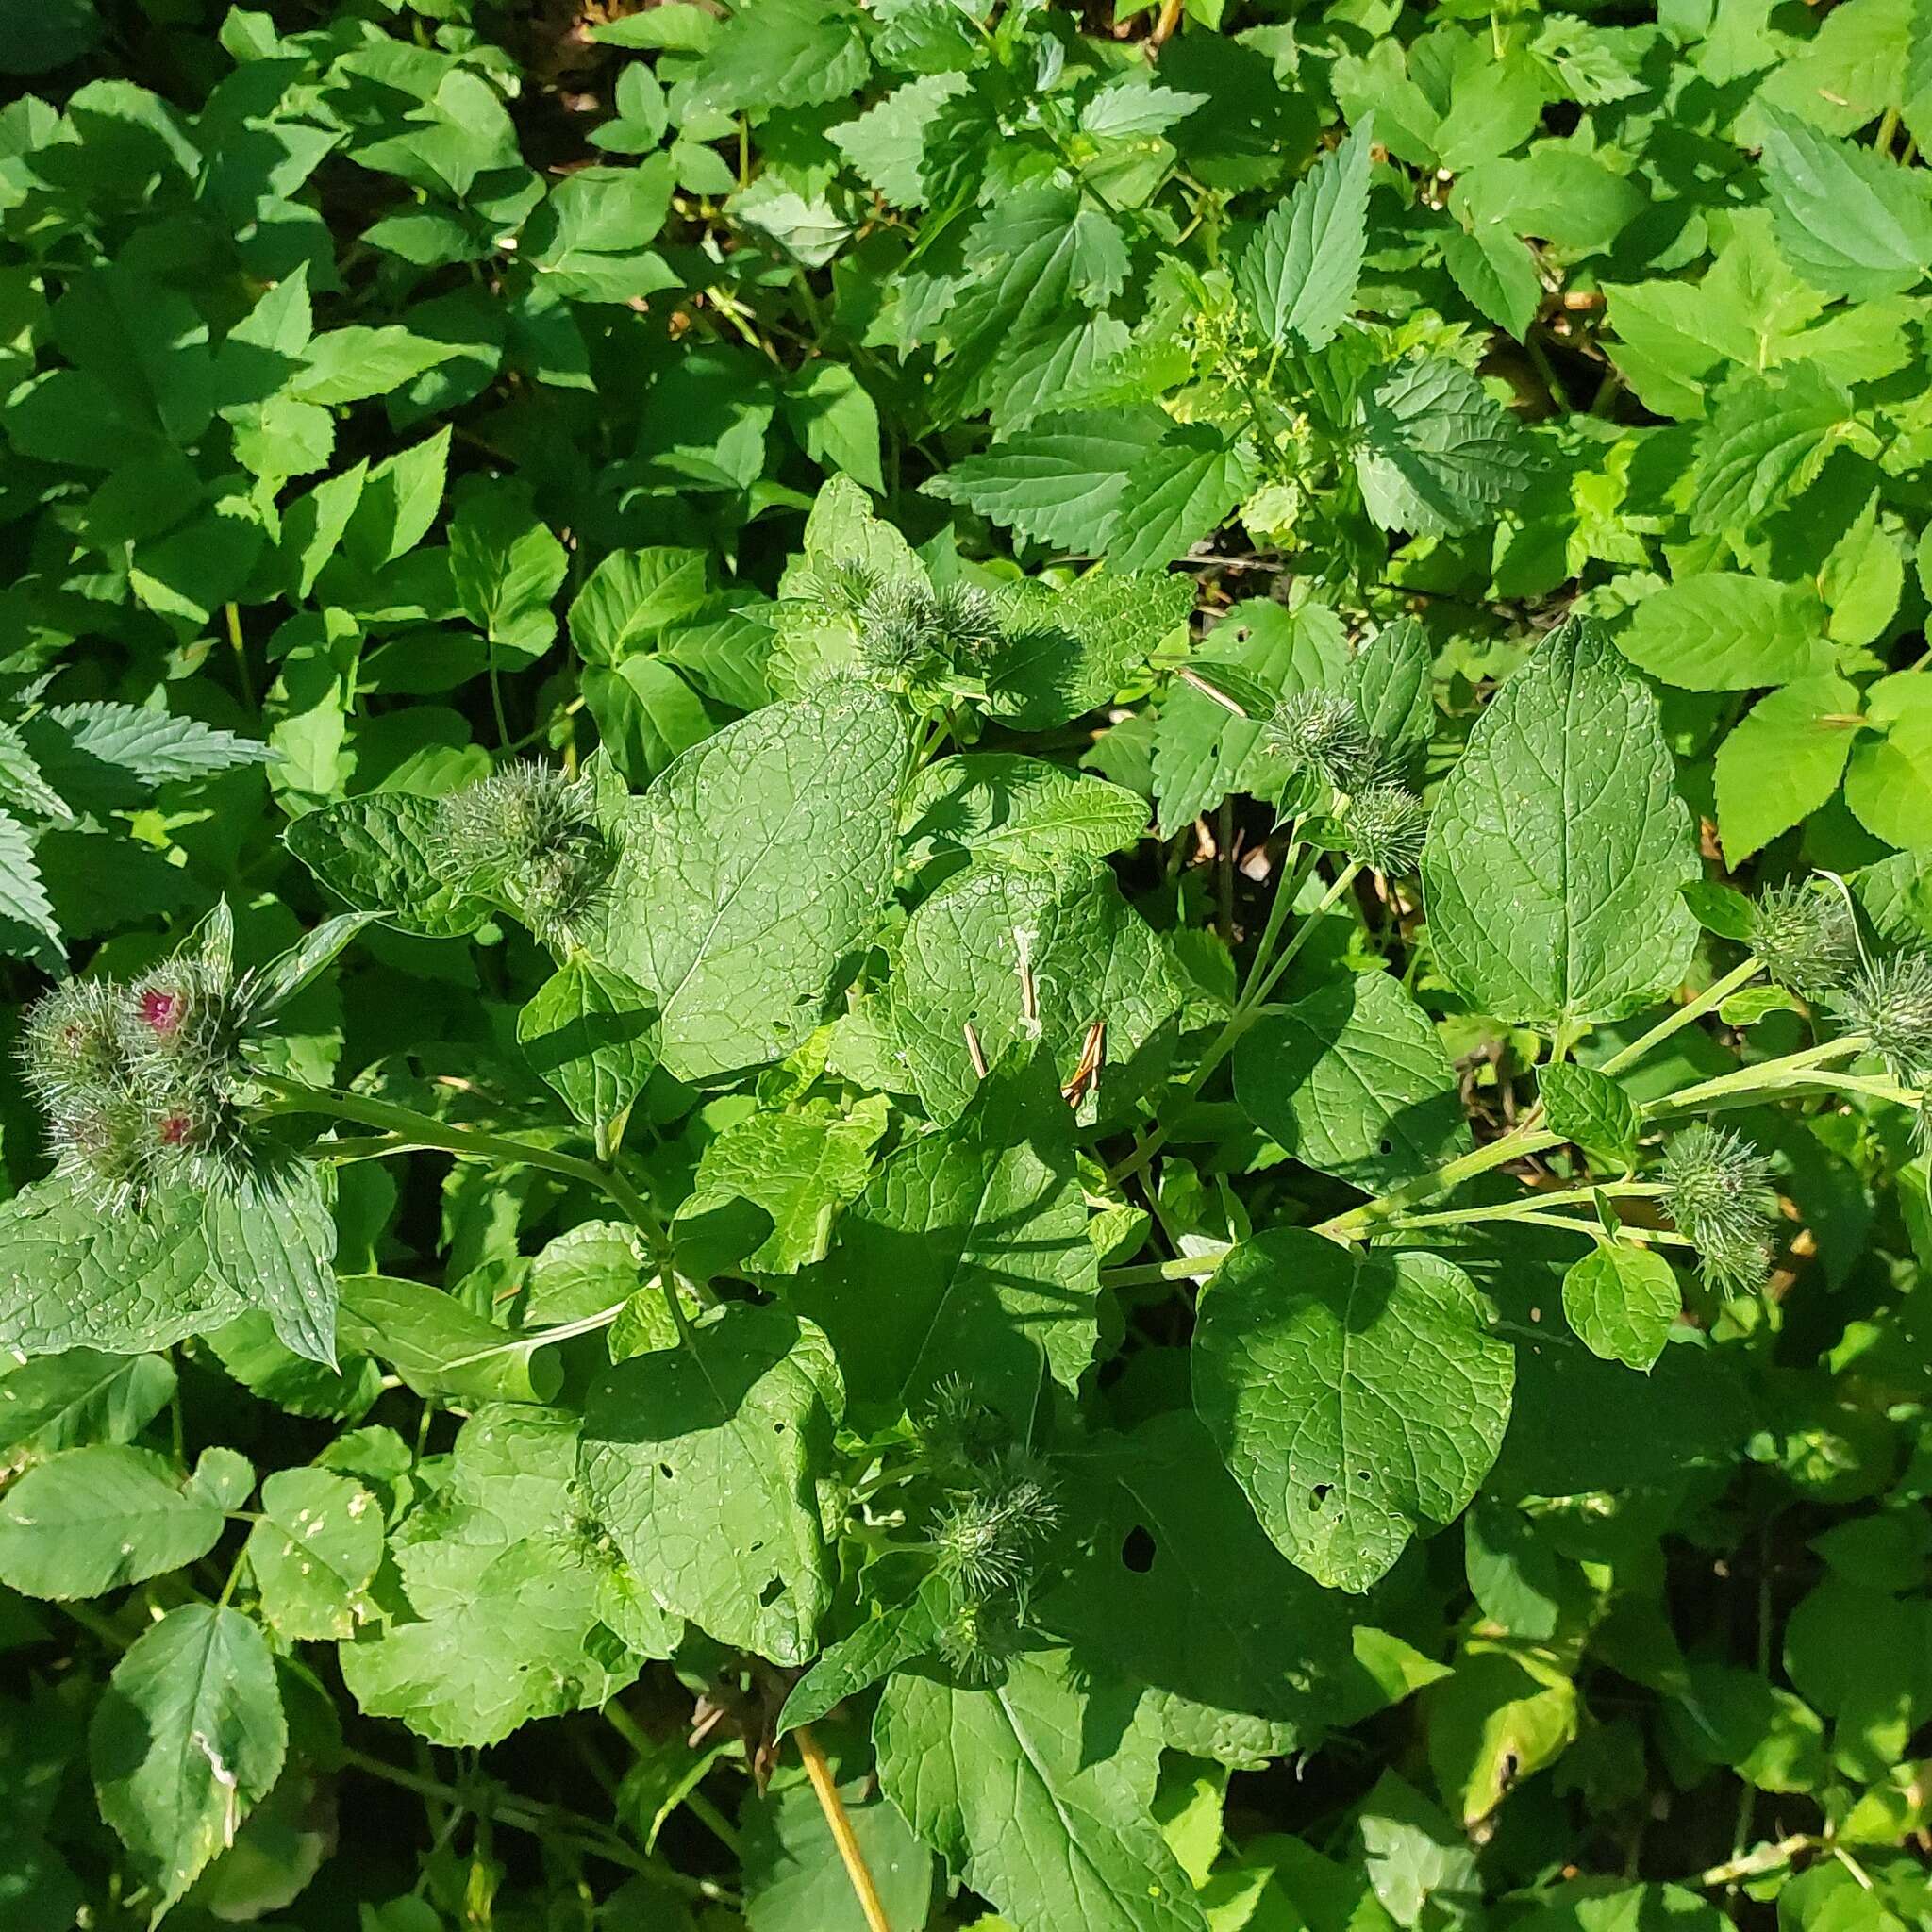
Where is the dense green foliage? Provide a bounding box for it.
[3,4,1932,1931]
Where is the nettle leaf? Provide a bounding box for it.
[791,1051,1100,1424]
[517,959,660,1130]
[0,806,61,964]
[888,858,1186,1126]
[1561,1244,1680,1372]
[1236,120,1374,352]
[593,681,906,1081]
[1420,617,1700,1031]
[1192,1230,1513,1592]
[0,1446,225,1600]
[580,1304,842,1665]
[1355,355,1536,536]
[873,1649,1209,1932]
[1757,105,1932,299]
[904,753,1151,874]
[932,184,1131,429]
[1614,575,1830,691]
[924,408,1171,554]
[91,1605,287,1920]
[688,0,869,115]
[283,792,490,938]
[1108,424,1259,573]
[0,1176,243,1359]
[1235,969,1471,1192]
[988,569,1194,732]
[243,1467,381,1641]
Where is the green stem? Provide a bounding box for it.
[1108,858,1355,1189]
[1317,1125,1566,1241]
[1098,1248,1230,1290]
[1640,1037,1867,1120]
[1600,956,1765,1077]
[1381,1180,1667,1234]
[256,1075,679,1273]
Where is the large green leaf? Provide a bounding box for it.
[888,858,1185,1125]
[1108,425,1259,573]
[873,1650,1208,1932]
[593,682,905,1081]
[1420,617,1699,1030]
[341,1407,652,1745]
[791,1053,1098,1424]
[516,958,660,1131]
[0,1177,242,1359]
[0,1349,175,1479]
[1614,575,1830,691]
[283,793,491,938]
[1235,970,1471,1191]
[1192,1230,1512,1591]
[91,1605,287,1920]
[244,1467,381,1641]
[579,1305,841,1664]
[202,1161,339,1370]
[1040,1411,1364,1760]
[1713,675,1862,865]
[1561,1244,1679,1373]
[0,1446,225,1599]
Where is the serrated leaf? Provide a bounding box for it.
[1235,970,1471,1191]
[873,1649,1208,1932]
[1192,1230,1512,1591]
[1420,617,1700,1030]
[1615,575,1830,691]
[0,806,61,964]
[1690,365,1852,537]
[924,408,1170,554]
[1107,424,1259,573]
[448,486,567,663]
[1845,671,1932,850]
[1562,1244,1680,1371]
[1537,1062,1641,1168]
[1236,121,1373,352]
[1758,105,1932,299]
[579,1304,841,1665]
[0,1446,225,1600]
[593,681,905,1081]
[791,1052,1099,1424]
[517,959,660,1130]
[1355,355,1535,537]
[92,1605,286,1924]
[291,325,461,406]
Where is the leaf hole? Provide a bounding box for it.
[1121,1524,1156,1574]
[1310,1484,1332,1508]
[758,1577,786,1607]
[1377,1138,1393,1155]
[658,1463,675,1480]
